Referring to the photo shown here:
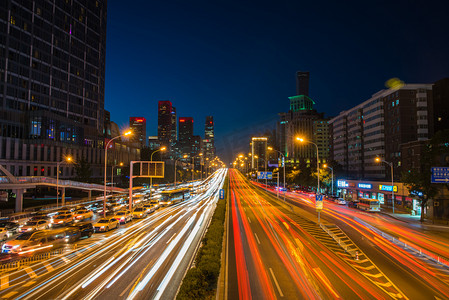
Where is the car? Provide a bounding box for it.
[0,228,8,241]
[51,214,74,226]
[347,200,359,208]
[142,204,156,214]
[68,222,94,238]
[93,218,119,232]
[19,220,50,232]
[336,198,346,205]
[114,210,132,224]
[110,203,123,212]
[73,209,94,222]
[132,207,148,219]
[0,221,20,235]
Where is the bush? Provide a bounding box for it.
[177,176,228,300]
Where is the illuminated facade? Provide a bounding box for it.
[158,101,176,148]
[251,137,267,170]
[178,117,193,154]
[204,116,215,160]
[129,117,146,149]
[0,0,109,178]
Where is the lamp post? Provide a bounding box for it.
[175,154,188,187]
[254,155,259,182]
[56,156,72,208]
[375,157,395,213]
[104,130,132,218]
[268,147,286,202]
[323,164,334,196]
[296,137,320,194]
[150,146,166,191]
[111,162,124,192]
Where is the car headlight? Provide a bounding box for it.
[27,228,32,231]
[12,245,20,249]
[100,226,105,229]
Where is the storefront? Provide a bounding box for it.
[336,179,413,210]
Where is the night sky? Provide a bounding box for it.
[104,0,449,163]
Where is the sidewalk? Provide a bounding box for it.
[380,209,449,229]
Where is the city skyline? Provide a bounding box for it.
[105,1,449,162]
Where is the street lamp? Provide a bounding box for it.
[111,162,124,192]
[174,154,188,187]
[56,156,72,208]
[323,164,334,196]
[254,155,259,182]
[191,153,202,182]
[296,137,320,194]
[268,147,286,201]
[149,146,166,191]
[104,130,132,217]
[375,157,395,213]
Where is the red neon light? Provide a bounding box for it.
[180,119,185,122]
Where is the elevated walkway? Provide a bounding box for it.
[0,176,126,212]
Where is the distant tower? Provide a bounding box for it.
[296,71,310,96]
[178,117,194,154]
[158,101,176,147]
[204,116,215,159]
[129,117,147,149]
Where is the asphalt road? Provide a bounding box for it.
[0,169,227,300]
[227,169,449,300]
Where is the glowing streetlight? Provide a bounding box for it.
[375,157,395,213]
[56,156,73,208]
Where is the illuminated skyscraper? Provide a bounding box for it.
[129,117,146,149]
[204,116,215,159]
[158,101,176,147]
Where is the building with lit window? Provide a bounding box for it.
[129,117,146,149]
[251,137,267,170]
[178,117,193,154]
[203,116,215,160]
[158,100,176,148]
[0,0,112,178]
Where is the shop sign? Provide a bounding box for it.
[379,185,398,192]
[358,183,372,189]
[337,180,349,188]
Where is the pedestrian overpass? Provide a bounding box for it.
[0,165,126,212]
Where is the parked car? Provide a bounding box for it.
[51,214,74,226]
[19,220,50,232]
[73,209,94,222]
[347,200,359,208]
[132,207,148,219]
[114,210,133,224]
[93,218,119,232]
[68,222,94,238]
[0,221,20,236]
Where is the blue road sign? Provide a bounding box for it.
[315,194,323,211]
[219,189,225,199]
[257,172,273,179]
[431,167,449,183]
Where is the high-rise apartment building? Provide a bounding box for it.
[129,117,146,149]
[251,137,268,170]
[330,84,434,180]
[0,0,111,178]
[204,116,215,160]
[158,101,176,147]
[178,117,193,154]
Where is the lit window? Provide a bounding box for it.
[396,99,399,105]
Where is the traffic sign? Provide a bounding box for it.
[257,172,273,179]
[219,189,225,199]
[315,194,323,211]
[431,167,449,183]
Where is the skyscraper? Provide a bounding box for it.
[129,117,146,149]
[204,116,215,159]
[0,0,110,178]
[178,117,193,154]
[296,71,310,96]
[158,101,176,147]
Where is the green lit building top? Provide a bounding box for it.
[288,95,316,112]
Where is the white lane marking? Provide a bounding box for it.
[247,216,251,224]
[269,267,284,297]
[254,233,261,245]
[166,233,176,244]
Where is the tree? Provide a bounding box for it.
[74,157,92,183]
[401,129,449,222]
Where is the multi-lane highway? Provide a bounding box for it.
[0,169,227,300]
[226,169,449,300]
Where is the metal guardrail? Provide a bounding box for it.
[0,247,64,273]
[320,223,357,258]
